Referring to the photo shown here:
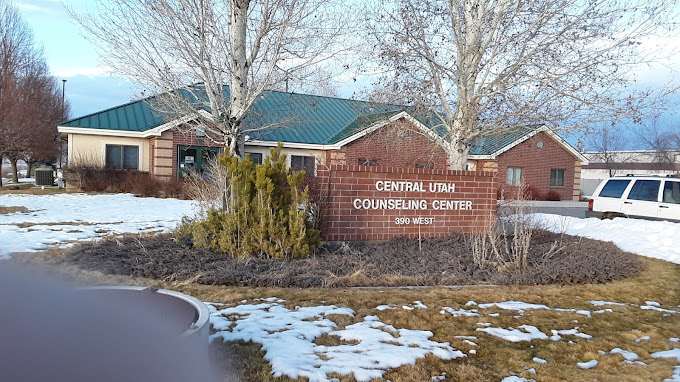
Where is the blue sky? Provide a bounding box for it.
[15,0,143,117]
[13,0,680,149]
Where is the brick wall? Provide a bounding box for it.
[316,164,497,241]
[492,132,579,200]
[326,119,449,170]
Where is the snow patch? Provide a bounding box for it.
[209,302,464,382]
[549,328,592,341]
[640,302,679,314]
[651,348,680,382]
[478,301,549,311]
[532,214,680,264]
[0,193,195,257]
[610,348,639,361]
[440,307,480,317]
[501,376,534,382]
[577,360,598,369]
[476,325,548,342]
[532,357,548,364]
[589,300,626,307]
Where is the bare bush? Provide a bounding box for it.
[470,185,566,273]
[183,157,228,217]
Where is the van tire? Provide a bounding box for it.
[601,212,624,220]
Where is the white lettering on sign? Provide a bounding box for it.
[375,181,455,193]
[353,198,428,210]
[353,199,473,210]
[431,200,473,210]
[394,217,435,225]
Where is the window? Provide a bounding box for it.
[415,162,434,169]
[246,152,263,165]
[550,168,565,187]
[358,158,378,166]
[663,181,680,204]
[105,145,138,170]
[506,167,522,186]
[290,155,315,175]
[599,179,631,198]
[627,180,661,202]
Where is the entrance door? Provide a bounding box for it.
[659,180,680,221]
[177,146,222,178]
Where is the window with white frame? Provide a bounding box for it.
[506,167,522,186]
[549,168,565,187]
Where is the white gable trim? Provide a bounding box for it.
[468,126,588,164]
[57,110,213,138]
[247,111,440,151]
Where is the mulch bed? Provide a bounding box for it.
[58,230,643,288]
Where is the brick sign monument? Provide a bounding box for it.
[316,165,497,241]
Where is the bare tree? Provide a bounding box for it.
[588,123,628,177]
[72,0,348,155]
[0,2,68,184]
[0,2,37,184]
[636,115,680,173]
[368,0,678,169]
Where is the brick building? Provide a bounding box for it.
[58,87,586,200]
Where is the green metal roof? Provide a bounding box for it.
[61,86,545,154]
[62,87,403,145]
[469,125,544,156]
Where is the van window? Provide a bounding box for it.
[663,181,680,204]
[598,179,630,198]
[627,180,661,202]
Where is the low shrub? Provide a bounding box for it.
[65,165,185,198]
[179,146,320,259]
[544,190,562,201]
[62,230,642,288]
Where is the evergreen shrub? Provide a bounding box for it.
[183,146,320,259]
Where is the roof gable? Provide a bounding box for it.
[469,125,543,156]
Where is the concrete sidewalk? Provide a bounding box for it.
[498,200,588,218]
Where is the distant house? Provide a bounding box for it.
[57,89,587,200]
[581,150,680,196]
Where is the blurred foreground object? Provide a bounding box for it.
[0,263,221,382]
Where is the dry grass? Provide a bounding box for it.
[18,250,680,382]
[0,187,76,195]
[0,206,30,214]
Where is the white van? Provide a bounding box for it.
[588,176,680,221]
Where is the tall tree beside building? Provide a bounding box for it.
[0,2,67,184]
[588,124,629,177]
[72,0,348,155]
[368,0,677,170]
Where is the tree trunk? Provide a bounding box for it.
[10,158,19,183]
[228,0,249,153]
[446,141,470,171]
[26,160,33,178]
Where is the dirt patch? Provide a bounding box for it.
[58,231,642,287]
[0,206,30,214]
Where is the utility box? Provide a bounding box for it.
[34,166,54,186]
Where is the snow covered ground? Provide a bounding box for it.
[0,193,195,258]
[208,297,680,381]
[532,213,680,265]
[209,300,464,382]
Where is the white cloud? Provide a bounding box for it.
[14,0,62,14]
